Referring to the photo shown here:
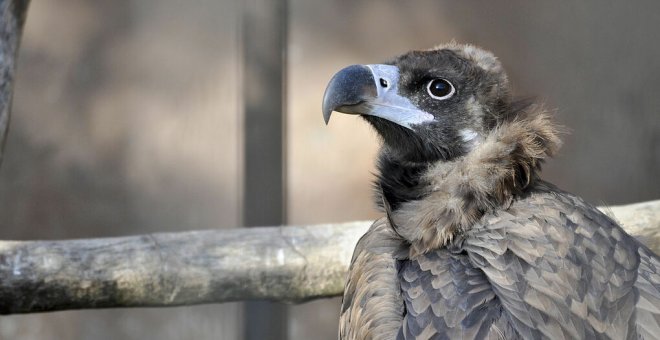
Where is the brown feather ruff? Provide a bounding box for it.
[390,107,563,257]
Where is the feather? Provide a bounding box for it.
[391,108,562,257]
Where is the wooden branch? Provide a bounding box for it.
[1,200,659,314]
[0,221,370,314]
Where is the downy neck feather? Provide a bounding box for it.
[378,107,562,257]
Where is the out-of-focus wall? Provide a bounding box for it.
[0,0,243,339]
[1,1,659,340]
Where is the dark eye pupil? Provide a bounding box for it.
[379,78,388,87]
[429,79,451,97]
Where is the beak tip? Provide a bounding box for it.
[322,108,332,125]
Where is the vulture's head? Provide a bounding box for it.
[323,43,511,163]
[323,43,561,251]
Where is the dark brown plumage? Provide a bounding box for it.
[323,43,660,339]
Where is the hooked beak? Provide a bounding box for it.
[322,64,434,129]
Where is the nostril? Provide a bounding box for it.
[379,78,389,88]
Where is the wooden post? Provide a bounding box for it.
[241,0,288,338]
[0,0,30,165]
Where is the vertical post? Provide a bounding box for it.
[0,0,30,166]
[241,0,288,339]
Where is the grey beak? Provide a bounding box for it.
[322,65,377,124]
[322,64,435,129]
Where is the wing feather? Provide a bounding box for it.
[339,218,407,340]
[464,186,650,339]
[398,248,512,339]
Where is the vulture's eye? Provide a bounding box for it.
[427,79,455,100]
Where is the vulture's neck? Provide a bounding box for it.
[375,155,430,212]
[376,110,562,257]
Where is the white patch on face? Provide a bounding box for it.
[460,129,481,150]
[463,96,484,151]
[466,96,484,120]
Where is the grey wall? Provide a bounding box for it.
[1,1,659,339]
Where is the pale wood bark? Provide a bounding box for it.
[0,221,369,314]
[0,200,659,314]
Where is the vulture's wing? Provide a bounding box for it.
[635,245,660,338]
[398,248,516,339]
[463,186,660,339]
[339,218,407,340]
[341,186,660,340]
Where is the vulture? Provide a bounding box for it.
[322,43,660,340]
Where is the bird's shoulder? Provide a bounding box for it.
[462,182,644,339]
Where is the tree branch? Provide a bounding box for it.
[0,221,369,314]
[0,200,659,314]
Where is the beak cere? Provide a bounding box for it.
[322,65,376,124]
[322,64,435,129]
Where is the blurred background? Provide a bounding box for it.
[1,0,659,339]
